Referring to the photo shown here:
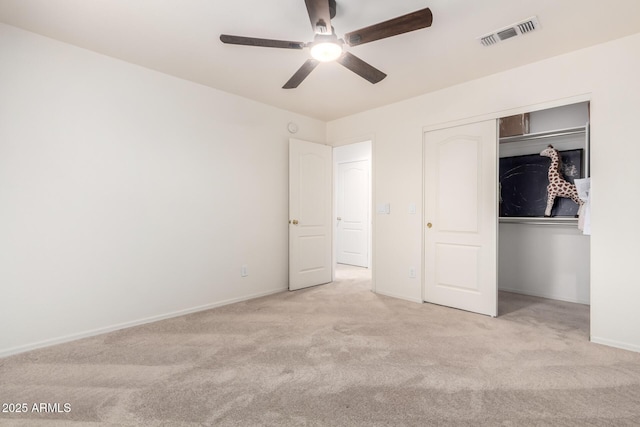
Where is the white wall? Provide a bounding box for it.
[327,33,640,352]
[0,24,325,357]
[528,102,590,133]
[499,224,590,304]
[3,24,639,356]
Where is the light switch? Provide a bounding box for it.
[408,203,416,214]
[376,203,391,215]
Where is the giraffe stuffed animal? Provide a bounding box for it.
[540,145,584,217]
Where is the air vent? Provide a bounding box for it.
[480,34,498,46]
[478,16,540,47]
[518,20,537,34]
[497,27,518,41]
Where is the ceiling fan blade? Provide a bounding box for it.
[220,34,305,49]
[344,8,433,46]
[283,59,320,89]
[304,0,332,34]
[336,52,386,84]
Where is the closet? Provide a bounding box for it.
[498,102,591,305]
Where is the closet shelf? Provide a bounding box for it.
[499,126,586,144]
[499,217,578,226]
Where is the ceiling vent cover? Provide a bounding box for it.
[478,16,540,46]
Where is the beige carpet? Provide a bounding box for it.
[2,265,640,426]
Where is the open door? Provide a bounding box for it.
[424,120,498,316]
[289,139,332,290]
[336,159,370,267]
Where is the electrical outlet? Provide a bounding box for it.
[241,265,248,277]
[409,267,416,278]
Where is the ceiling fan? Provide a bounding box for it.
[220,0,433,88]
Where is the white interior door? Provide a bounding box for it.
[289,139,332,290]
[336,160,369,267]
[424,120,498,316]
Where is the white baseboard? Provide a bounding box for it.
[591,336,640,353]
[374,290,422,304]
[499,287,590,305]
[0,287,287,359]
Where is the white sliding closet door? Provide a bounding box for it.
[423,120,498,317]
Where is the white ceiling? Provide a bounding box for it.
[1,0,639,121]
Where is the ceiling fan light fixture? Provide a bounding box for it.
[310,41,343,62]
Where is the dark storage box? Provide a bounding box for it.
[499,113,530,138]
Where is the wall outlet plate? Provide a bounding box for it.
[376,203,391,214]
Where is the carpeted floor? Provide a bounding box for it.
[2,265,640,426]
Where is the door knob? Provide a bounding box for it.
[292,219,299,225]
[337,217,342,220]
[427,222,433,228]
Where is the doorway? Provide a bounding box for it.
[288,138,372,291]
[333,141,372,282]
[498,102,591,309]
